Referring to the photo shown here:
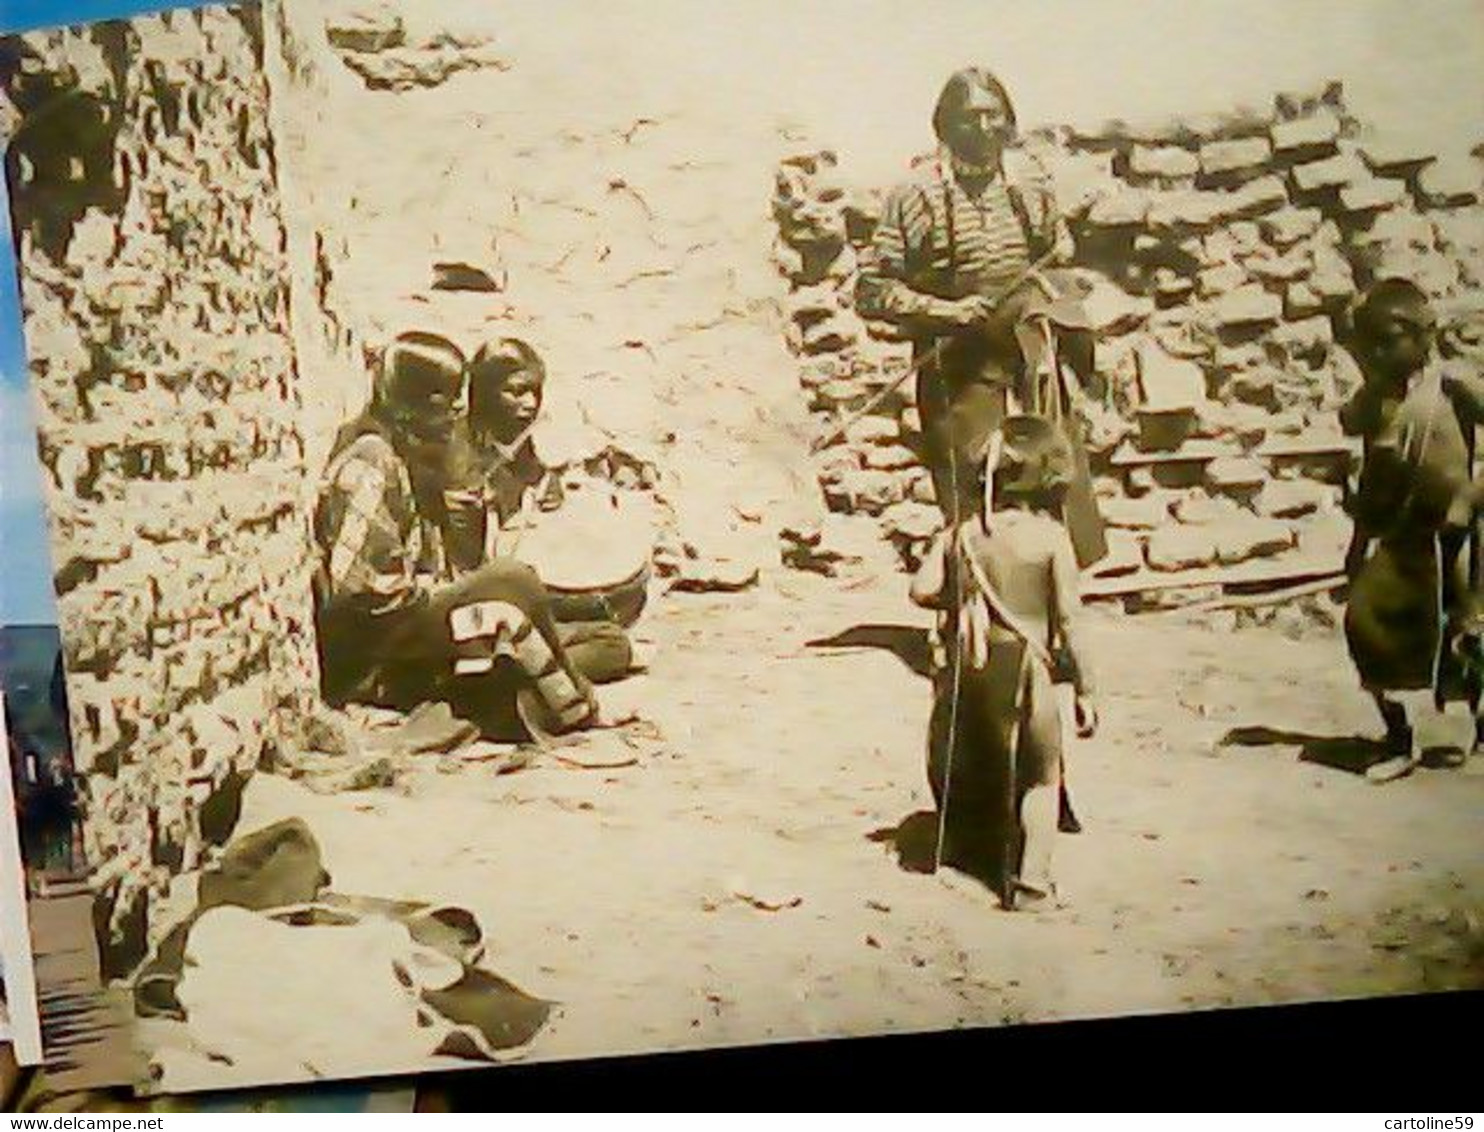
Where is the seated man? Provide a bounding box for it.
[312,331,619,740]
[910,415,1097,909]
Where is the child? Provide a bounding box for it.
[911,415,1097,908]
[1340,281,1482,781]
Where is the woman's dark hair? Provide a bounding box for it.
[376,330,466,407]
[932,67,1018,148]
[470,337,544,386]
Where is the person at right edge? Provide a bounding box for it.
[1340,280,1484,783]
[855,65,1106,570]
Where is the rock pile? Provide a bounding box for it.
[774,84,1484,602]
[772,150,935,569]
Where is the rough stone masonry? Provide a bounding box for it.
[2,6,318,976]
[775,83,1484,611]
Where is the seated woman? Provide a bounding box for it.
[463,337,562,536]
[313,331,625,741]
[445,334,638,683]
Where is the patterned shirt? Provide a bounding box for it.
[857,156,1070,327]
[314,432,435,621]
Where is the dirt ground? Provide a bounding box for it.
[147,562,1484,1089]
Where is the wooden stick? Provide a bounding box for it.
[1148,572,1346,616]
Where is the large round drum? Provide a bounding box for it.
[508,484,654,627]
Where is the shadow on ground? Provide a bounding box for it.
[867,810,939,874]
[1219,726,1393,775]
[806,624,934,679]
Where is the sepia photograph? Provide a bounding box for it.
[1,0,1482,1097]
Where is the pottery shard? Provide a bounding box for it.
[815,379,877,415]
[1214,517,1294,564]
[1079,278,1154,334]
[1146,526,1219,571]
[829,469,901,516]
[1308,252,1356,302]
[1226,368,1281,411]
[1353,208,1438,253]
[1363,248,1459,297]
[1135,583,1225,611]
[787,284,841,328]
[1153,269,1196,302]
[669,559,760,594]
[1195,400,1269,447]
[1211,342,1265,375]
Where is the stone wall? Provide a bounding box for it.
[776,84,1484,606]
[2,4,317,974]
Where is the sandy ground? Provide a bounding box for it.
[147,566,1483,1089]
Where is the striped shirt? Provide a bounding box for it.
[857,156,1068,326]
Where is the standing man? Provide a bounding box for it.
[856,67,1105,567]
[313,331,615,740]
